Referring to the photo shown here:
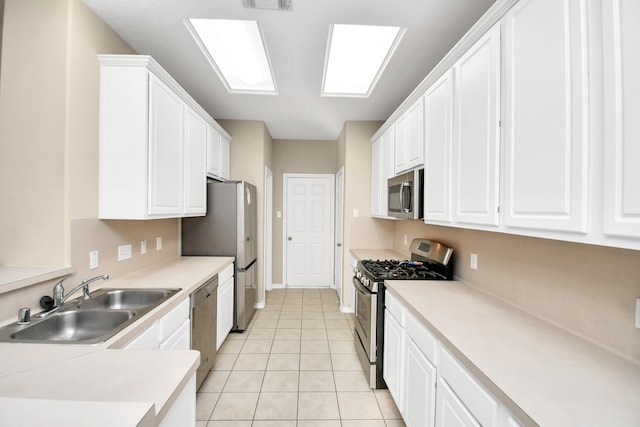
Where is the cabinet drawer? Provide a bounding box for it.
[439,347,499,427]
[385,290,405,326]
[123,321,160,350]
[219,264,234,284]
[405,310,438,365]
[158,298,190,342]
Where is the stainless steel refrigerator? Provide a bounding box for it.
[182,180,257,331]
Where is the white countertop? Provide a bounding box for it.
[0,256,234,426]
[386,280,640,427]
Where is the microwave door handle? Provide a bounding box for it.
[401,182,411,212]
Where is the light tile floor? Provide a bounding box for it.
[196,288,406,427]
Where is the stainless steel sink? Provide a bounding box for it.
[11,310,136,344]
[0,287,181,345]
[77,288,179,310]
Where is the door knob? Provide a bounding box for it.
[288,236,292,241]
[337,243,342,247]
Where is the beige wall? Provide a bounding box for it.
[0,0,180,321]
[271,139,339,285]
[392,220,640,363]
[338,121,394,307]
[218,119,272,305]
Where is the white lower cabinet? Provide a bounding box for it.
[158,374,196,427]
[383,309,404,408]
[217,264,235,349]
[404,336,437,426]
[385,290,522,427]
[436,377,481,427]
[124,298,190,350]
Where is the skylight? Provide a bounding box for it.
[187,19,277,94]
[322,24,404,97]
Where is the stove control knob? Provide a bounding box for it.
[363,278,370,287]
[356,271,362,279]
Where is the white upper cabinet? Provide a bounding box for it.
[452,23,501,226]
[502,0,589,233]
[602,0,640,237]
[207,125,231,181]
[395,97,425,174]
[147,75,184,216]
[424,70,454,224]
[183,106,207,216]
[371,127,395,217]
[98,55,229,219]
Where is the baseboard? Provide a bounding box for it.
[254,301,265,309]
[340,304,354,314]
[271,283,285,289]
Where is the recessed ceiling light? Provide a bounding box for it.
[186,19,277,94]
[322,24,404,97]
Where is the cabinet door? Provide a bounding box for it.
[603,0,640,236]
[394,117,408,174]
[383,309,404,409]
[221,136,230,180]
[183,107,207,216]
[148,75,184,215]
[435,378,481,427]
[406,98,425,170]
[123,321,160,350]
[207,125,221,178]
[371,135,383,216]
[217,278,235,349]
[159,319,191,350]
[404,337,437,427]
[452,23,500,226]
[424,70,454,224]
[503,0,589,232]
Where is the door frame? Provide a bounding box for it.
[264,166,273,293]
[282,173,335,288]
[334,167,345,296]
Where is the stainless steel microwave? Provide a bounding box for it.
[387,169,424,219]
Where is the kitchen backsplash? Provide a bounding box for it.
[392,220,640,364]
[0,218,179,325]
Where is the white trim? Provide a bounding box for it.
[283,173,335,288]
[264,166,273,292]
[270,283,285,289]
[254,301,265,309]
[340,304,354,314]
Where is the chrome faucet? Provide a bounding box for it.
[36,274,109,318]
[54,274,110,306]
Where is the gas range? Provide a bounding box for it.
[354,239,454,293]
[353,238,454,389]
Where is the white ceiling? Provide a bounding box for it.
[82,0,496,140]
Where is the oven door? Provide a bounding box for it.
[353,276,377,363]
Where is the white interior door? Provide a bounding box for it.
[335,167,344,299]
[284,174,335,287]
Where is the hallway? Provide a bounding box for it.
[195,288,405,426]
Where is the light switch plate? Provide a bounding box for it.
[141,240,147,254]
[118,244,132,261]
[635,298,640,329]
[156,237,162,251]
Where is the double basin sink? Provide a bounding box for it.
[0,288,180,345]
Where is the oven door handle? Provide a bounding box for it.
[352,276,372,295]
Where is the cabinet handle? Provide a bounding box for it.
[288,236,293,241]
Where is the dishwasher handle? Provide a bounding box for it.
[190,275,218,309]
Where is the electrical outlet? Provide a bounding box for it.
[403,235,408,246]
[118,244,132,261]
[156,237,162,251]
[353,208,359,217]
[141,240,147,254]
[89,250,99,270]
[470,253,478,270]
[635,298,640,329]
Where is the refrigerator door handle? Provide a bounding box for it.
[237,259,257,273]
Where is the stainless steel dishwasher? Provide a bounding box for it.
[190,275,217,390]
